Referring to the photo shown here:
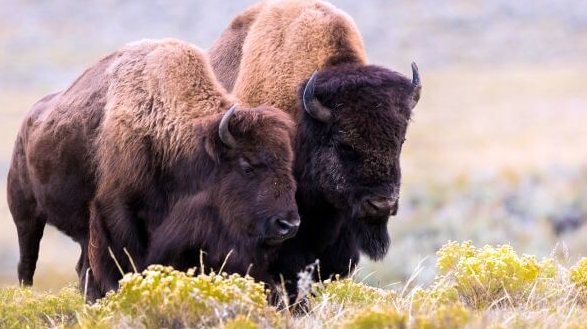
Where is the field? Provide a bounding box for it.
[1,64,586,328]
[2,64,586,289]
[1,0,587,327]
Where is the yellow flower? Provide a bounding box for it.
[571,258,587,288]
[341,306,406,329]
[434,241,558,308]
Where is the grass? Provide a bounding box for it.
[4,241,587,328]
[0,285,83,329]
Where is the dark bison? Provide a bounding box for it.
[208,0,422,298]
[8,39,299,300]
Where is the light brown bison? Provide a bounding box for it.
[208,2,264,92]
[208,0,422,299]
[8,39,299,300]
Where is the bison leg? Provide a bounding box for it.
[15,216,46,286]
[8,152,46,286]
[146,194,208,270]
[88,199,146,296]
[75,246,85,276]
[88,210,118,296]
[76,240,101,302]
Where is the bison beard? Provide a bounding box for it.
[353,221,390,261]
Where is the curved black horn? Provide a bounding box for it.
[411,62,421,87]
[219,103,238,148]
[303,70,332,123]
[411,62,422,105]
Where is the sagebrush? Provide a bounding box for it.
[4,241,587,329]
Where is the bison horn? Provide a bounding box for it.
[411,62,421,87]
[219,103,238,148]
[411,62,422,105]
[303,70,332,123]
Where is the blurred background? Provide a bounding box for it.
[1,0,586,290]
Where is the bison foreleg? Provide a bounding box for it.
[15,217,45,286]
[88,199,142,296]
[145,195,208,270]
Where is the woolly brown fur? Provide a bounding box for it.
[8,39,298,300]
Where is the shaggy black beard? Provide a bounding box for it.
[352,219,390,261]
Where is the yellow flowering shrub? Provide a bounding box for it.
[570,257,587,303]
[78,265,281,329]
[312,277,396,307]
[0,286,83,329]
[4,241,587,329]
[571,257,587,288]
[411,281,459,308]
[436,241,557,307]
[339,306,406,329]
[411,280,469,329]
[436,240,476,274]
[412,303,470,329]
[223,315,260,329]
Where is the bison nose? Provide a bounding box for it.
[269,213,300,241]
[362,196,396,219]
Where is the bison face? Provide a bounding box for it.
[297,63,421,225]
[208,105,300,247]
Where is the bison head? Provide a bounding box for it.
[206,105,300,246]
[296,63,421,259]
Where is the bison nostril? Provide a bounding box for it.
[277,218,298,230]
[265,214,299,245]
[270,214,299,238]
[288,213,301,227]
[367,199,391,211]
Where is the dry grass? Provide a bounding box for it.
[4,242,587,329]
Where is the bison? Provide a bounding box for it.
[208,0,422,298]
[8,39,299,300]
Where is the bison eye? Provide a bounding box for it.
[239,158,255,177]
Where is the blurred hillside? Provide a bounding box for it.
[1,0,587,90]
[0,0,586,290]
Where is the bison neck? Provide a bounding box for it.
[271,191,360,293]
